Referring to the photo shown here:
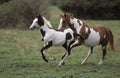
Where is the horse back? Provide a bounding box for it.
[92,25,113,46]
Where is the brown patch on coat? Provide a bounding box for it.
[79,22,91,40]
[92,25,109,45]
[77,20,81,26]
[92,25,115,50]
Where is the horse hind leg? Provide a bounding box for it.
[81,47,93,64]
[58,44,70,67]
[98,45,107,65]
[61,40,73,60]
[70,39,81,48]
[58,51,69,67]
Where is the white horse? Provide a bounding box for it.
[58,13,115,65]
[29,14,74,67]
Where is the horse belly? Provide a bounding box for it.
[53,33,66,46]
[84,31,100,47]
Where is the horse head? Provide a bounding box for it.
[58,13,73,30]
[29,14,44,30]
[29,14,53,30]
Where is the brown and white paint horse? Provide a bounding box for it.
[58,13,115,65]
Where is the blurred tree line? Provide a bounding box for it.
[0,0,11,4]
[54,0,120,20]
[0,0,120,29]
[0,0,49,29]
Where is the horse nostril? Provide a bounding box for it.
[30,28,34,30]
[30,28,33,30]
[29,27,32,30]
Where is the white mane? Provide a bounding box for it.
[42,16,52,28]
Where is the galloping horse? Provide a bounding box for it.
[29,14,74,67]
[58,13,115,65]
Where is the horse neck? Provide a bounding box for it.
[39,29,45,37]
[82,22,90,29]
[39,24,50,37]
[70,18,82,33]
[40,24,50,32]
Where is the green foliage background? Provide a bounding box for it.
[0,0,49,29]
[0,0,120,29]
[55,0,120,20]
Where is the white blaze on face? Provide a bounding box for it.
[58,18,63,30]
[29,18,39,29]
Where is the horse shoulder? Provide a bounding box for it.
[43,30,54,40]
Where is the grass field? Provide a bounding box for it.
[0,21,120,78]
[0,6,120,78]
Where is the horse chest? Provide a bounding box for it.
[84,29,100,47]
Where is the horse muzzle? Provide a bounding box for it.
[29,26,36,30]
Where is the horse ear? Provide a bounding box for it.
[64,13,73,17]
[36,13,41,18]
[37,14,44,25]
[38,14,41,17]
[64,13,67,17]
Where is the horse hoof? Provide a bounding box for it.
[81,63,84,65]
[98,61,103,65]
[81,61,85,65]
[61,62,65,65]
[98,62,103,65]
[57,62,65,67]
[52,57,56,60]
[57,65,62,68]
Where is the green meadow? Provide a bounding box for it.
[0,6,120,78]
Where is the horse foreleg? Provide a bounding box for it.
[41,41,53,62]
[43,50,55,61]
[81,47,93,64]
[98,46,107,65]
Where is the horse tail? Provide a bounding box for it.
[108,29,115,51]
